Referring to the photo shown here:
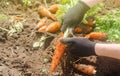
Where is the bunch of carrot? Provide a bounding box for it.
[36,4,62,33]
[38,4,61,21]
[37,20,61,33]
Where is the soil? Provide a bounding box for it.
[0,0,120,76]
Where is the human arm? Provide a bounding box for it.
[95,43,120,60]
[61,37,120,60]
[81,0,105,7]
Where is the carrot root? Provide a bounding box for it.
[50,33,66,73]
[46,22,61,33]
[85,32,107,40]
[73,64,96,75]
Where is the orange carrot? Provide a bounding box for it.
[38,25,47,32]
[38,6,57,21]
[14,16,24,21]
[85,32,107,40]
[74,27,82,33]
[49,4,61,13]
[36,17,47,29]
[73,64,96,75]
[87,19,96,27]
[50,33,66,73]
[46,22,61,33]
[86,26,92,33]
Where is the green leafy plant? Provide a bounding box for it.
[57,0,71,5]
[82,3,104,23]
[94,8,120,41]
[22,0,31,6]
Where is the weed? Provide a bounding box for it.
[22,0,32,6]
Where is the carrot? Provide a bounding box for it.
[85,32,107,40]
[38,6,57,21]
[36,17,47,29]
[49,4,61,13]
[38,25,47,32]
[86,26,92,33]
[74,27,82,33]
[86,16,96,27]
[73,64,96,75]
[50,33,66,73]
[14,16,24,21]
[46,22,61,33]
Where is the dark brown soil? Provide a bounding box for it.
[0,0,120,76]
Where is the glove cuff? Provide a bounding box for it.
[89,42,96,56]
[78,0,90,13]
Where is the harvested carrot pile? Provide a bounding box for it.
[38,6,57,21]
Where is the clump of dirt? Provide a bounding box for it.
[61,53,120,76]
[0,0,120,76]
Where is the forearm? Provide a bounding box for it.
[81,0,105,7]
[95,43,120,60]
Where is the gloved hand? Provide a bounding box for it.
[61,0,90,32]
[60,37,96,57]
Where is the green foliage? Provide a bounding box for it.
[94,8,120,41]
[57,0,71,5]
[86,3,104,17]
[22,0,31,6]
[82,3,104,23]
[0,14,9,19]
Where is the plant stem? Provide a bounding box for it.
[0,27,9,32]
[44,0,48,9]
[64,27,69,38]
